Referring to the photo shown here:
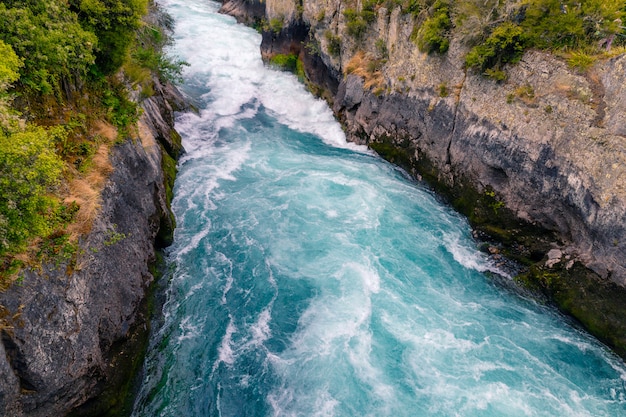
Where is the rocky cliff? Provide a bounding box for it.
[221,0,626,357]
[0,78,184,416]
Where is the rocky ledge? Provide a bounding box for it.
[220,0,626,358]
[0,77,184,416]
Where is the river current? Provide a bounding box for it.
[132,1,626,415]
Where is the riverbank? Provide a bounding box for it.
[0,75,184,416]
[220,0,626,359]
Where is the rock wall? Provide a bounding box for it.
[220,0,626,356]
[0,79,184,416]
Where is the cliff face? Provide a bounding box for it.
[0,79,183,416]
[221,0,626,356]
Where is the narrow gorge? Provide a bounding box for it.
[131,0,626,416]
[1,0,625,415]
[221,0,626,357]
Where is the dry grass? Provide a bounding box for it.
[345,51,386,91]
[94,120,118,142]
[514,84,536,105]
[63,122,116,239]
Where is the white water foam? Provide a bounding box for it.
[215,316,237,368]
[443,232,510,278]
[133,2,626,416]
[165,0,366,152]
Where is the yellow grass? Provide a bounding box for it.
[64,123,116,239]
[345,51,385,91]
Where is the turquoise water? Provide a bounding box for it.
[132,1,626,415]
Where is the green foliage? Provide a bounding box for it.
[0,41,21,90]
[269,54,306,80]
[361,0,379,23]
[483,68,508,81]
[104,226,127,246]
[69,0,149,74]
[438,82,449,97]
[411,0,625,79]
[342,0,383,39]
[484,189,505,214]
[269,54,299,71]
[567,51,596,72]
[522,0,624,49]
[130,43,187,85]
[0,1,97,94]
[325,31,342,57]
[405,0,428,16]
[0,126,65,256]
[103,86,139,136]
[0,0,182,285]
[269,17,284,34]
[343,8,368,39]
[416,1,452,54]
[465,22,527,78]
[375,38,389,58]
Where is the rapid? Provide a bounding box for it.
[132,1,626,415]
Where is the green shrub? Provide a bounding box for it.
[522,0,624,50]
[0,41,21,90]
[0,2,96,94]
[269,54,299,72]
[465,22,527,76]
[70,0,149,75]
[269,54,305,80]
[416,1,452,54]
[375,38,389,58]
[483,68,507,81]
[344,8,368,39]
[405,0,427,16]
[438,82,449,97]
[0,126,65,257]
[325,31,342,57]
[102,85,139,136]
[567,51,596,72]
[269,17,284,34]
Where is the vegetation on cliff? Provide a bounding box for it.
[341,0,625,79]
[0,0,184,287]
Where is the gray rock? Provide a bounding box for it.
[0,78,181,415]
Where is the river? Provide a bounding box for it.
[131,1,626,415]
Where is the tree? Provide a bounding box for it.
[0,1,96,94]
[69,0,149,74]
[0,126,65,255]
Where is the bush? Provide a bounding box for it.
[269,17,284,34]
[416,1,452,54]
[465,22,527,76]
[344,8,369,39]
[269,54,299,72]
[0,41,21,90]
[69,0,149,74]
[325,31,342,57]
[0,126,64,256]
[0,1,96,94]
[522,0,624,50]
[567,51,596,72]
[269,54,306,80]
